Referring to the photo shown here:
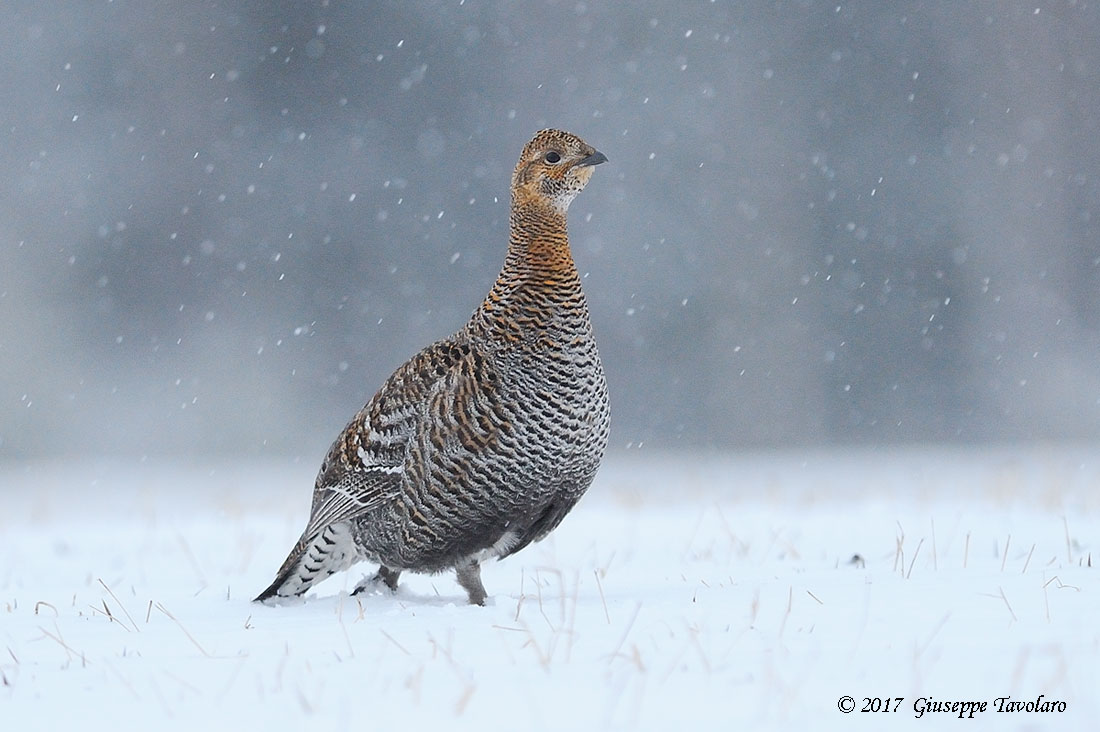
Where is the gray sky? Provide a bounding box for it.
[2,0,1099,460]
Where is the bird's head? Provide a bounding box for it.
[511,129,607,214]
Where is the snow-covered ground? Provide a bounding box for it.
[2,448,1097,731]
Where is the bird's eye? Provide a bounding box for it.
[544,151,561,164]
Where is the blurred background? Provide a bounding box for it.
[2,0,1098,462]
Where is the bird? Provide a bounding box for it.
[255,129,611,606]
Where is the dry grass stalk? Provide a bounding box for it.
[380,629,410,656]
[997,586,1017,623]
[38,624,87,667]
[906,538,924,579]
[1042,576,1079,592]
[916,613,950,658]
[88,601,132,632]
[894,522,905,576]
[1021,543,1035,574]
[154,602,211,657]
[34,601,57,617]
[930,518,938,571]
[608,602,642,666]
[594,569,611,625]
[778,585,793,638]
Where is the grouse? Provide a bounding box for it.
[255,129,611,605]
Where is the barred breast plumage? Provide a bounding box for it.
[255,129,610,606]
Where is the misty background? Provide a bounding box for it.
[2,0,1098,462]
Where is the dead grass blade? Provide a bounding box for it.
[154,602,211,657]
[38,624,88,667]
[594,569,611,624]
[98,579,139,632]
[906,538,924,579]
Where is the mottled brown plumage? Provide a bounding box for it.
[255,129,610,605]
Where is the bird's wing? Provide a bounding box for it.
[300,457,402,542]
[300,337,496,540]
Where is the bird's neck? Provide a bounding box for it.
[468,199,586,342]
[491,199,581,290]
[504,200,577,278]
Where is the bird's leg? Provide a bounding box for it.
[352,565,402,595]
[376,565,402,591]
[454,560,487,606]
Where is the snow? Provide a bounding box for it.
[2,448,1097,731]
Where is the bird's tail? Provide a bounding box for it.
[253,522,357,603]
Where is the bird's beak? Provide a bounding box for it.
[577,150,608,167]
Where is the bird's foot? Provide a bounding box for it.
[352,565,402,595]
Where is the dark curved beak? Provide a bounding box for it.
[577,150,608,167]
